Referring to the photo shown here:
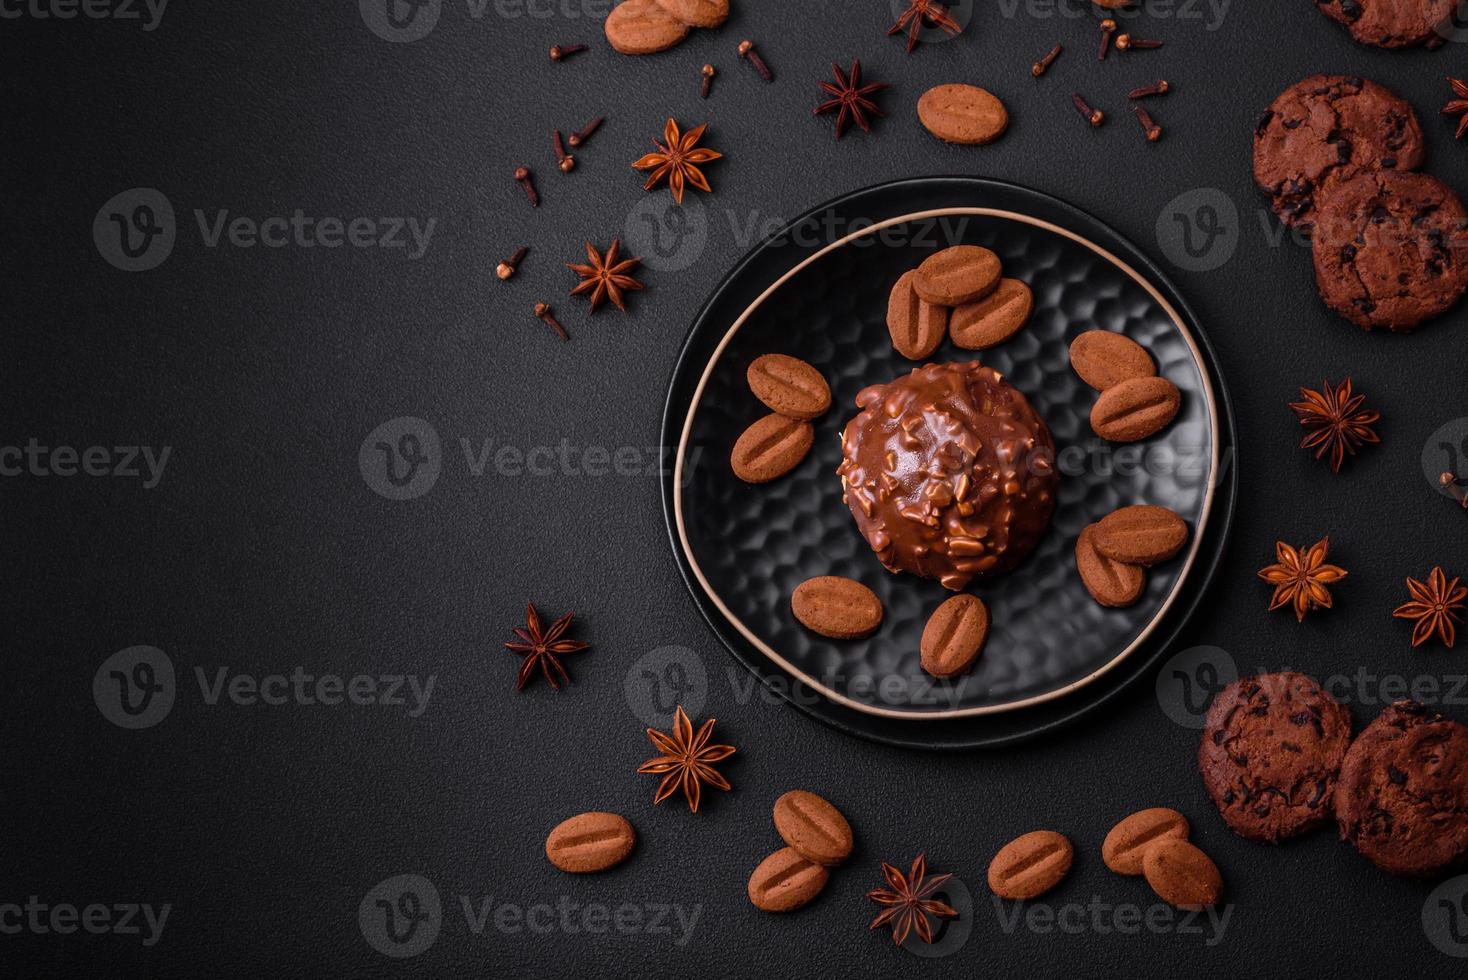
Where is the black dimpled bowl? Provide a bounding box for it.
[662,178,1237,750]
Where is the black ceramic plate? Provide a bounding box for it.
[661,178,1236,750]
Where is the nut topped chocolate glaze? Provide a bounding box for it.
[837,361,1058,591]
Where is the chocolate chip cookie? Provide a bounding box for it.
[1313,0,1457,48]
[1198,673,1352,843]
[1335,700,1468,877]
[1311,170,1468,331]
[1254,75,1424,227]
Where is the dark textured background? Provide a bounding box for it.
[7,0,1468,975]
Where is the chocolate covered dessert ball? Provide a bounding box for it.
[837,361,1058,591]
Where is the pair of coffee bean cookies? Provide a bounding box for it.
[1254,75,1468,332]
[1200,673,1468,877]
[604,0,728,56]
[1313,0,1456,48]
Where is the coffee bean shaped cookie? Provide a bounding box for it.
[920,594,989,677]
[1069,330,1155,391]
[791,576,884,639]
[747,354,830,420]
[1075,524,1145,608]
[886,270,949,360]
[773,791,854,866]
[913,246,1001,306]
[605,0,690,55]
[950,279,1032,350]
[918,84,1008,145]
[653,0,728,27]
[1091,376,1180,442]
[731,413,814,483]
[1093,505,1188,565]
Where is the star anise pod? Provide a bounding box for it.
[1443,77,1468,139]
[637,705,735,813]
[631,118,722,205]
[1393,567,1467,647]
[504,603,590,690]
[814,59,888,140]
[867,853,957,946]
[1258,537,1348,622]
[567,239,644,313]
[1289,378,1380,473]
[888,0,962,53]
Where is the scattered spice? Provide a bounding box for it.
[549,43,587,62]
[1258,538,1348,622]
[701,63,716,99]
[1115,34,1164,51]
[1440,472,1468,509]
[867,854,958,946]
[533,302,569,341]
[514,166,539,207]
[1032,42,1062,77]
[888,0,962,53]
[1394,567,1466,647]
[505,603,589,689]
[814,59,888,139]
[496,245,528,281]
[1099,18,1117,60]
[632,118,723,205]
[737,39,773,81]
[1134,105,1162,141]
[553,130,575,173]
[637,705,735,813]
[1072,92,1104,127]
[1443,77,1468,139]
[1290,378,1380,473]
[1129,80,1170,99]
[567,239,644,313]
[567,117,603,149]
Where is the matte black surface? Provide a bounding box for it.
[668,177,1234,742]
[7,1,1468,976]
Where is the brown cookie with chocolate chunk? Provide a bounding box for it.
[1311,170,1468,331]
[1335,700,1468,877]
[1198,672,1352,843]
[1313,0,1457,48]
[1253,75,1424,227]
